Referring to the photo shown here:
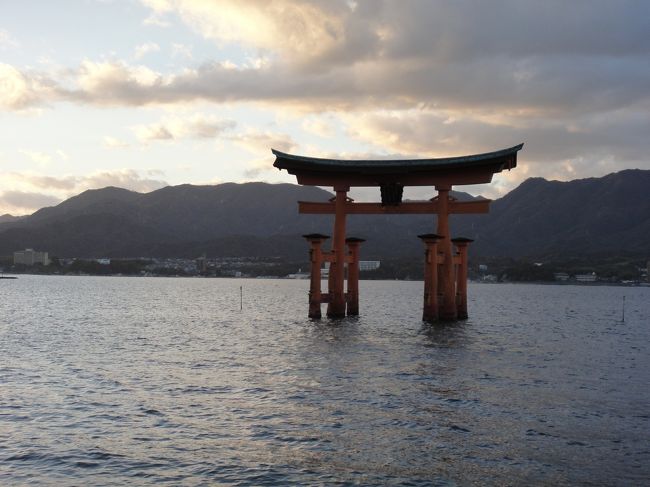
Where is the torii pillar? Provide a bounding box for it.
[345,237,365,316]
[303,233,329,318]
[418,234,443,321]
[452,237,473,319]
[435,185,457,320]
[327,185,349,318]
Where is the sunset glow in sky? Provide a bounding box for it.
[1,1,649,214]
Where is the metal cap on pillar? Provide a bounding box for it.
[418,233,444,242]
[303,233,330,241]
[451,237,474,245]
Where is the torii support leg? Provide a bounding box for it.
[418,234,442,322]
[345,237,364,316]
[452,238,473,319]
[327,186,349,318]
[436,185,458,320]
[303,234,329,318]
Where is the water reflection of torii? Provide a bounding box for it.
[272,144,523,322]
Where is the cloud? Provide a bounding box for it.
[80,169,168,193]
[302,118,335,138]
[0,2,647,115]
[2,1,649,193]
[0,169,170,214]
[229,130,298,177]
[0,190,62,214]
[19,150,52,165]
[134,42,160,59]
[231,130,297,154]
[0,29,19,50]
[147,0,363,68]
[0,64,49,110]
[132,113,236,142]
[10,169,168,193]
[143,14,171,28]
[341,106,650,197]
[171,43,193,59]
[103,136,130,148]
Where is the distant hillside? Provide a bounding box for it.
[0,214,25,224]
[1,171,649,260]
[0,183,333,258]
[465,169,650,257]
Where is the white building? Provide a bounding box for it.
[14,248,50,266]
[554,272,570,281]
[575,272,597,283]
[359,261,381,271]
[323,260,381,275]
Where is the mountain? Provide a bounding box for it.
[1,170,649,260]
[0,183,334,258]
[0,214,25,224]
[465,169,650,257]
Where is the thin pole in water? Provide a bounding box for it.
[240,286,243,311]
[622,295,625,323]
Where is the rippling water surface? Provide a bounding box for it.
[1,276,649,486]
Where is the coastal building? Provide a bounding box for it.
[359,261,380,271]
[14,248,50,266]
[554,272,570,281]
[575,272,597,283]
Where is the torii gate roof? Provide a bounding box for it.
[273,143,523,187]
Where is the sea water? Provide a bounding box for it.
[1,276,648,485]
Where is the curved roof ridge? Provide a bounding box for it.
[273,144,523,168]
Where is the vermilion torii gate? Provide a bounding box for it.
[273,144,523,321]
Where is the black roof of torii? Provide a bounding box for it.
[272,144,523,187]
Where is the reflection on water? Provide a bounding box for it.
[1,276,649,486]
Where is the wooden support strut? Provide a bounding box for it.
[298,199,491,215]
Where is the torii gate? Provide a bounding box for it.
[273,144,523,321]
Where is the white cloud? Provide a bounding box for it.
[143,14,171,27]
[231,130,297,154]
[0,64,47,110]
[132,113,236,142]
[171,43,193,59]
[103,136,130,148]
[229,129,298,177]
[0,29,19,50]
[302,117,335,138]
[19,150,52,166]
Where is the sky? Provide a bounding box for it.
[1,0,649,215]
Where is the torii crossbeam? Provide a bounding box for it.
[273,143,523,321]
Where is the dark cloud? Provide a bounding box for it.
[2,1,646,115]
